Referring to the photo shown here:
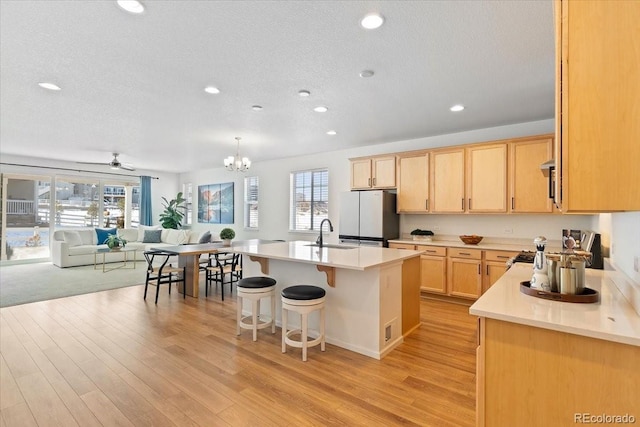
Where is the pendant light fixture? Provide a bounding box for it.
[224,137,251,172]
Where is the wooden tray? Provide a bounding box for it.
[520,281,599,303]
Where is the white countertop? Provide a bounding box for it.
[389,238,563,253]
[230,240,422,270]
[470,264,640,347]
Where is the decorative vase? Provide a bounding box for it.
[223,239,231,247]
[110,245,122,251]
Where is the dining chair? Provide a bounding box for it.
[143,250,186,304]
[205,252,242,300]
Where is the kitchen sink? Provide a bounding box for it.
[304,244,356,250]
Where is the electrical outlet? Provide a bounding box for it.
[433,226,441,231]
[504,227,513,234]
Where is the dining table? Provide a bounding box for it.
[152,239,278,297]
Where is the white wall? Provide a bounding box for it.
[181,119,560,242]
[609,212,640,282]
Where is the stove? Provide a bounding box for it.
[506,250,535,269]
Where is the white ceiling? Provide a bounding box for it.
[0,0,555,173]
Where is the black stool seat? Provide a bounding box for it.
[281,285,325,300]
[237,276,277,289]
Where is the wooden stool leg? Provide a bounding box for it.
[281,307,287,353]
[270,293,276,334]
[236,295,242,336]
[320,306,326,351]
[301,312,308,362]
[251,299,258,341]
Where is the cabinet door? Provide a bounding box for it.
[482,261,508,294]
[351,159,372,189]
[448,258,482,299]
[397,154,429,212]
[558,0,640,212]
[420,255,447,294]
[466,144,507,213]
[372,156,396,188]
[431,148,465,213]
[510,138,553,213]
[389,243,416,250]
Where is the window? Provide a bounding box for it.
[290,169,328,232]
[244,176,259,229]
[182,182,193,226]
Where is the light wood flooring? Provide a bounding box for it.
[1,284,477,426]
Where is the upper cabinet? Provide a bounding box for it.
[510,137,554,213]
[350,156,396,190]
[466,143,508,213]
[555,0,640,212]
[397,153,429,213]
[431,148,465,213]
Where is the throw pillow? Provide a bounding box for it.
[198,231,212,244]
[117,228,138,242]
[62,231,82,247]
[95,228,117,245]
[77,229,96,245]
[142,229,163,243]
[137,224,161,242]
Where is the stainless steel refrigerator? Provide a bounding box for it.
[338,190,399,247]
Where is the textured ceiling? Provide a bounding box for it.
[0,0,555,173]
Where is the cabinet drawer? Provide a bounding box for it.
[416,245,446,257]
[484,250,518,262]
[449,248,482,259]
[389,243,416,250]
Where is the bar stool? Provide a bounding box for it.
[236,277,277,341]
[281,285,326,361]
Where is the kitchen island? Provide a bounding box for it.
[470,264,640,426]
[230,240,423,359]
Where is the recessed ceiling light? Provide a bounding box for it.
[298,90,311,97]
[117,0,145,14]
[314,106,328,113]
[450,104,465,112]
[204,86,220,94]
[327,130,337,136]
[359,70,375,78]
[252,105,263,111]
[360,13,384,30]
[38,82,61,91]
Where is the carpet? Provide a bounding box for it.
[0,261,147,307]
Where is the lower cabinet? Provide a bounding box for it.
[447,248,482,299]
[391,243,516,300]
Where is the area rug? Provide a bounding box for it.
[0,261,146,307]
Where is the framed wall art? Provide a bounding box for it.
[197,182,234,224]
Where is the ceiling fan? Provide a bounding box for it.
[77,153,135,171]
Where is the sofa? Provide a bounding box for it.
[51,226,215,268]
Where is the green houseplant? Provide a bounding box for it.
[219,227,235,246]
[159,192,186,229]
[104,234,127,250]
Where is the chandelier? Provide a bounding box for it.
[223,137,251,172]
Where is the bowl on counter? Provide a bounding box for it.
[460,235,483,245]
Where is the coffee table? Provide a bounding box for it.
[94,247,137,272]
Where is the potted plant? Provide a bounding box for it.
[410,229,434,241]
[159,192,186,229]
[104,234,127,251]
[219,227,235,246]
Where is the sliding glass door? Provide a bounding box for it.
[1,174,52,262]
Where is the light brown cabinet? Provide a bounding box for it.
[466,144,508,213]
[350,156,396,190]
[419,246,447,294]
[509,137,554,213]
[447,248,482,299]
[482,250,518,293]
[431,148,465,213]
[396,153,429,213]
[554,0,640,212]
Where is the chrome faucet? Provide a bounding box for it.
[316,218,334,247]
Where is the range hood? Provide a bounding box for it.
[540,159,555,177]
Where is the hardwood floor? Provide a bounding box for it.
[0,284,477,426]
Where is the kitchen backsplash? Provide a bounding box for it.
[400,214,596,242]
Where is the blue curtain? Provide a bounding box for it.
[140,175,153,226]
